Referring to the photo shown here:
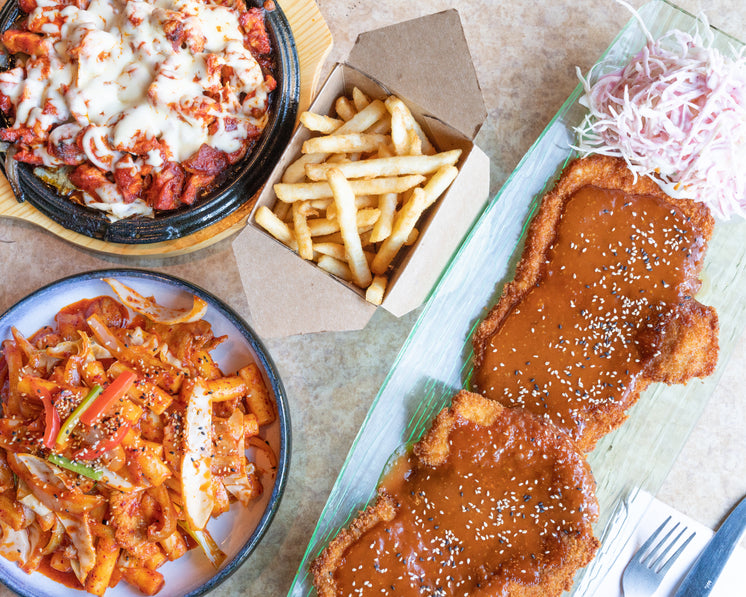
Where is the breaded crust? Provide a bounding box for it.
[471,155,719,451]
[312,391,600,597]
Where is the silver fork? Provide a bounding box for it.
[622,516,697,597]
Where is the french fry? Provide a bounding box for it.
[365,275,387,305]
[304,150,461,181]
[384,95,436,155]
[326,153,349,164]
[405,227,419,245]
[421,164,459,208]
[326,195,378,219]
[282,152,327,183]
[375,141,394,158]
[272,199,291,221]
[370,192,398,243]
[302,133,389,155]
[300,111,343,134]
[352,86,370,112]
[273,174,424,203]
[307,208,380,237]
[366,114,392,135]
[255,205,298,249]
[312,231,344,244]
[328,168,372,288]
[317,254,353,281]
[334,99,387,135]
[372,187,428,274]
[407,129,422,156]
[292,201,314,260]
[388,101,409,155]
[359,229,375,247]
[313,242,347,261]
[335,96,356,121]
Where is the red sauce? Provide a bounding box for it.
[472,185,705,446]
[332,407,597,595]
[37,556,83,590]
[55,296,129,341]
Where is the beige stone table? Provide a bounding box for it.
[0,1,745,596]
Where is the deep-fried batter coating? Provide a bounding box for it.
[312,391,600,597]
[472,155,718,452]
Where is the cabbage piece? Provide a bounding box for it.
[213,411,262,507]
[104,278,208,324]
[0,519,30,565]
[57,512,96,583]
[9,453,104,514]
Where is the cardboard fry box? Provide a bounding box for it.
[232,9,490,338]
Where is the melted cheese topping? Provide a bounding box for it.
[1,0,273,217]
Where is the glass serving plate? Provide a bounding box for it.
[289,2,746,595]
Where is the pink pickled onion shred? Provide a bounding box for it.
[574,11,746,220]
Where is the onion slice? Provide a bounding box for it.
[574,2,746,219]
[104,278,208,324]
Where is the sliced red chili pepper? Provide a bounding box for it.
[74,422,130,462]
[80,370,137,426]
[31,381,60,450]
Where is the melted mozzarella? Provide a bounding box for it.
[0,0,271,171]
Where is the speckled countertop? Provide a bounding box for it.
[1,1,745,596]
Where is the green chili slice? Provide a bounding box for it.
[55,384,103,448]
[48,453,103,481]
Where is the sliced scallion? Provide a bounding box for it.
[55,384,103,448]
[48,453,102,481]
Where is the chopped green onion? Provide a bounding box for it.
[55,384,102,448]
[48,454,102,481]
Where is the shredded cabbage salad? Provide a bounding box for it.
[574,3,746,220]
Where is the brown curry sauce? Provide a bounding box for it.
[331,402,598,596]
[472,185,707,446]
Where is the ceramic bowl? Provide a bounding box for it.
[0,269,291,597]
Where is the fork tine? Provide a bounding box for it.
[634,516,671,562]
[656,529,696,575]
[623,517,697,597]
[647,522,682,567]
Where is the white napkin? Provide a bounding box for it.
[574,490,746,596]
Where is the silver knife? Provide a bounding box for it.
[673,495,746,596]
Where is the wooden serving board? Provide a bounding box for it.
[0,0,333,257]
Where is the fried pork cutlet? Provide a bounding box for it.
[472,155,719,452]
[311,391,600,597]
